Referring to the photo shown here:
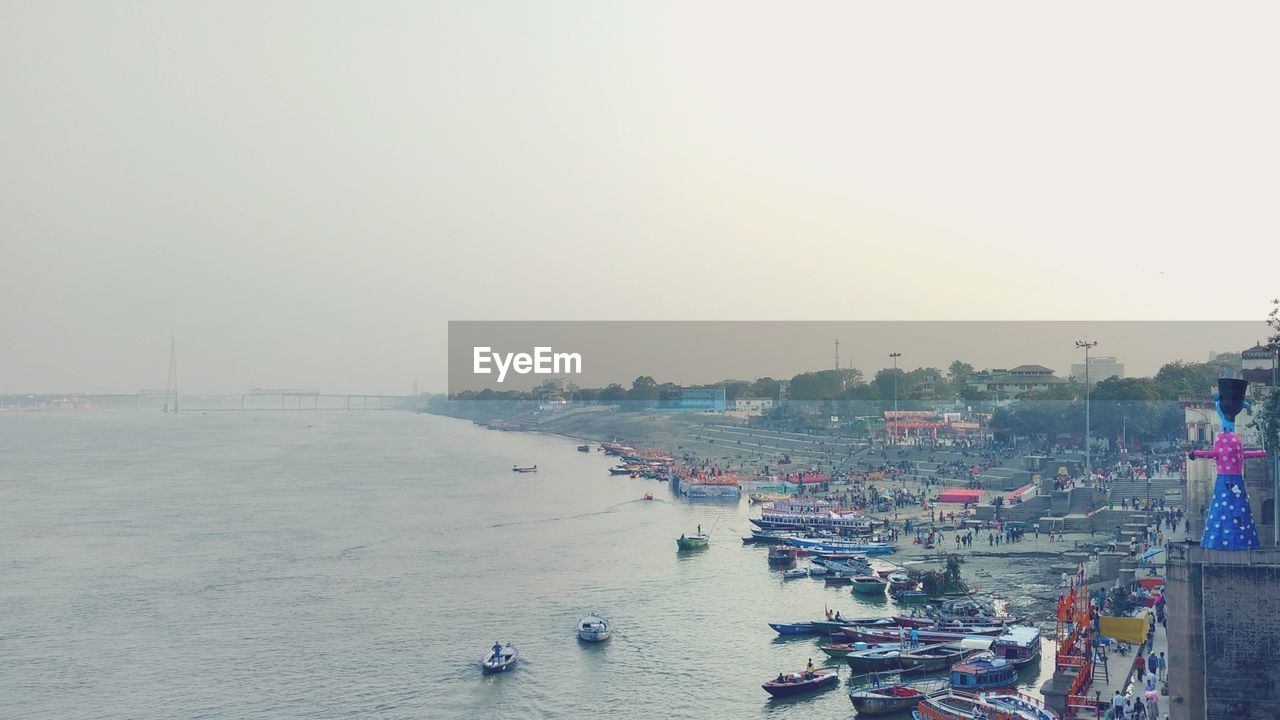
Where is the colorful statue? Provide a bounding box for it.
[1191,378,1267,550]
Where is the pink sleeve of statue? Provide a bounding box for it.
[1243,450,1268,458]
[1191,450,1217,458]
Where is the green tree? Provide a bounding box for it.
[1249,299,1280,454]
[948,361,976,384]
[627,376,659,401]
[599,383,626,402]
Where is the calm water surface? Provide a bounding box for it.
[0,412,1052,719]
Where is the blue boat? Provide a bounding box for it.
[949,655,1018,692]
[768,622,819,635]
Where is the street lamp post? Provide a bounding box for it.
[1076,340,1098,479]
[890,352,902,445]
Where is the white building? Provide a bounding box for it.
[732,397,775,415]
[1070,356,1125,384]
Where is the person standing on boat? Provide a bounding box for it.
[910,627,919,648]
[805,658,814,679]
[492,641,503,659]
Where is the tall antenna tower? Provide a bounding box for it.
[165,337,179,413]
[833,338,840,371]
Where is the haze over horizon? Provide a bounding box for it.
[4,2,1280,395]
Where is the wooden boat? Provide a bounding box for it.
[609,466,637,475]
[892,590,930,604]
[577,445,591,452]
[768,622,819,636]
[808,563,829,576]
[577,614,610,642]
[849,674,950,716]
[886,573,919,591]
[809,616,896,636]
[850,684,932,716]
[750,529,799,545]
[851,576,889,595]
[768,546,802,564]
[897,614,1024,628]
[761,669,839,697]
[481,643,518,673]
[512,465,537,473]
[843,626,1007,644]
[783,568,809,579]
[914,690,1060,720]
[641,493,654,501]
[676,533,709,550]
[844,646,904,672]
[899,641,990,673]
[819,641,900,659]
[949,656,1017,692]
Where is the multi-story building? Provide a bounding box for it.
[1070,355,1124,384]
[970,364,1067,397]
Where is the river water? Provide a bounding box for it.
[1,411,1053,719]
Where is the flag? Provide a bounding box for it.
[1099,615,1149,645]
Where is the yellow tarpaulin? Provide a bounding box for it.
[1099,615,1149,645]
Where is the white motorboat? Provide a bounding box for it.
[578,614,611,642]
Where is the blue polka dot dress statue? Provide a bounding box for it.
[1191,378,1267,550]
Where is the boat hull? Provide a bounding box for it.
[578,630,610,642]
[768,622,818,635]
[762,671,838,697]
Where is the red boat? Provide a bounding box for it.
[761,669,839,697]
[842,625,1007,644]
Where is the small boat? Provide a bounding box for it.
[577,445,591,452]
[809,616,895,636]
[481,643,518,673]
[820,641,900,659]
[768,546,801,564]
[768,622,819,636]
[512,465,537,473]
[843,626,1007,644]
[844,646,904,672]
[642,493,654,501]
[808,564,830,576]
[886,573,919,592]
[578,614,611,642]
[851,576,889,595]
[892,589,930,605]
[949,656,1018,692]
[783,568,809,579]
[849,675,950,716]
[750,529,799,545]
[914,690,1060,720]
[898,640,990,673]
[761,669,839,698]
[676,533,709,550]
[609,466,636,475]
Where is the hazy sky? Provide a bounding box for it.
[3,2,1279,394]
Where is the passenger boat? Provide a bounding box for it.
[913,690,1060,720]
[601,442,635,456]
[783,568,809,579]
[851,576,889,595]
[577,614,611,642]
[761,669,839,698]
[844,645,904,672]
[481,643,518,673]
[809,616,895,636]
[749,529,799,545]
[768,546,803,564]
[752,500,880,533]
[819,641,901,659]
[676,533,709,550]
[849,674,950,716]
[577,444,591,452]
[949,656,1017,692]
[788,537,897,555]
[898,640,991,672]
[768,621,819,636]
[511,465,537,473]
[843,626,1007,644]
[991,626,1042,668]
[886,573,919,591]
